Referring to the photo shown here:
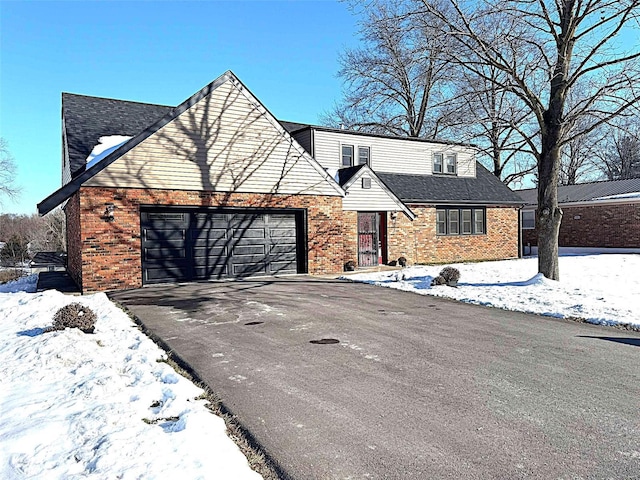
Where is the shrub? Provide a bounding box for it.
[51,303,97,334]
[0,270,23,284]
[343,260,356,272]
[430,275,446,286]
[439,267,460,284]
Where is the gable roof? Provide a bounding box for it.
[518,178,640,206]
[63,93,173,177]
[377,164,523,205]
[336,165,415,219]
[39,71,344,215]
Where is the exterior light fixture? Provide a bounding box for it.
[104,203,115,222]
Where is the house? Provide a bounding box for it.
[38,71,522,293]
[518,179,640,249]
[29,251,67,273]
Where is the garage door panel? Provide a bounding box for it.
[270,228,296,238]
[144,247,186,260]
[193,265,228,278]
[233,245,266,256]
[145,266,190,282]
[144,229,185,242]
[143,212,187,228]
[141,209,300,284]
[269,260,296,273]
[192,246,227,258]
[232,262,267,276]
[270,244,296,254]
[233,228,266,239]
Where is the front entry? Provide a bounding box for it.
[358,212,379,267]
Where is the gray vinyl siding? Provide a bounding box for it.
[313,130,476,178]
[86,80,341,197]
[290,129,312,155]
[342,171,404,212]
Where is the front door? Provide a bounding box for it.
[358,212,378,267]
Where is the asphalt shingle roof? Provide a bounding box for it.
[336,165,366,186]
[517,178,640,205]
[377,164,524,205]
[63,93,173,177]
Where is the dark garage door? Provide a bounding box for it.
[141,209,302,284]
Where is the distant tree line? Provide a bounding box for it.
[0,209,66,267]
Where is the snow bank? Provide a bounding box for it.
[345,254,640,328]
[0,288,261,479]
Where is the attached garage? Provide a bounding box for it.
[141,208,306,284]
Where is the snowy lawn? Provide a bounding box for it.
[0,276,261,480]
[344,253,640,328]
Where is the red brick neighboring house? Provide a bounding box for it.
[518,179,640,249]
[38,71,523,293]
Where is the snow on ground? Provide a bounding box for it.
[345,253,640,328]
[0,276,261,480]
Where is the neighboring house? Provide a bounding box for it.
[38,71,522,293]
[518,179,640,249]
[29,251,67,273]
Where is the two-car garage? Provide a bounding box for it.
[140,207,306,284]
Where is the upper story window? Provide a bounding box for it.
[433,152,457,175]
[342,145,354,167]
[358,146,370,166]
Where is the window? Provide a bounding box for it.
[461,209,472,234]
[446,154,457,174]
[358,146,370,165]
[436,210,447,235]
[522,210,535,229]
[362,177,371,189]
[433,153,443,173]
[434,152,457,175]
[448,209,459,234]
[436,207,486,235]
[341,145,354,167]
[474,209,485,234]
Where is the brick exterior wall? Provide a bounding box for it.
[75,187,345,292]
[387,205,519,265]
[522,202,640,248]
[64,192,82,288]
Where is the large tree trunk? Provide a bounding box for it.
[537,115,563,281]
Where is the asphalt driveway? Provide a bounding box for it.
[110,277,640,479]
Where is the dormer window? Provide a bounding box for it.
[434,152,457,175]
[446,153,457,174]
[342,145,354,167]
[433,153,443,173]
[358,146,370,166]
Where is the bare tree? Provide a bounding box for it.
[444,65,538,185]
[0,138,20,204]
[594,120,640,180]
[420,0,640,280]
[324,0,455,138]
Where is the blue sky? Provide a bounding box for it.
[0,0,359,214]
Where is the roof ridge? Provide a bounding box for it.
[62,92,174,109]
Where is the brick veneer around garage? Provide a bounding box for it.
[73,187,345,292]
